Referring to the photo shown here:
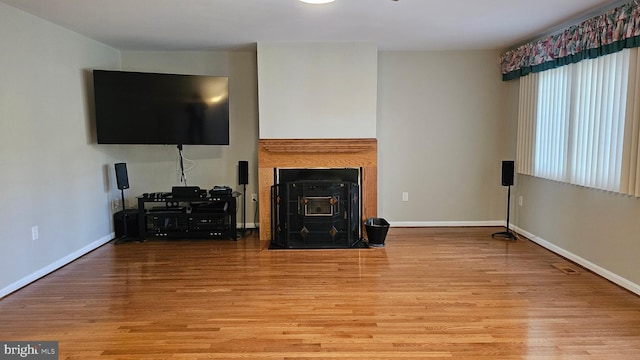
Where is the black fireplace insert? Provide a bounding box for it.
[271,168,362,249]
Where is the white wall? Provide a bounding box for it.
[257,42,378,139]
[377,51,509,224]
[118,51,259,218]
[0,3,121,296]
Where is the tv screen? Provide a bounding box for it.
[93,70,229,145]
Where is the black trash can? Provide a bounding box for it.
[365,218,390,247]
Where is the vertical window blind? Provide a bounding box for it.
[537,65,571,182]
[517,48,640,197]
[622,50,640,196]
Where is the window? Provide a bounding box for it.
[517,49,640,197]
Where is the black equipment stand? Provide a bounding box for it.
[114,188,140,244]
[492,184,517,241]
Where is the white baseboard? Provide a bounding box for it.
[509,225,640,296]
[389,220,504,227]
[0,233,114,299]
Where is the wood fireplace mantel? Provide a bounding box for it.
[258,138,377,241]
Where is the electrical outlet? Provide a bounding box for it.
[518,195,523,207]
[251,193,258,202]
[112,199,122,211]
[31,226,39,241]
[402,192,409,202]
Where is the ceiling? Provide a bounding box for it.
[0,0,627,51]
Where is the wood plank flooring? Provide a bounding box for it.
[1,227,640,359]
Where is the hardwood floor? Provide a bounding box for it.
[1,227,640,359]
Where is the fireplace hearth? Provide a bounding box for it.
[271,168,362,249]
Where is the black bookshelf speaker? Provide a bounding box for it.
[501,160,515,186]
[114,162,129,190]
[238,160,249,185]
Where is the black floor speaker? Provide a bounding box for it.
[114,209,139,238]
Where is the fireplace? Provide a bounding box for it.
[271,168,361,249]
[257,138,377,241]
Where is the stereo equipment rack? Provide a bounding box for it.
[137,188,237,241]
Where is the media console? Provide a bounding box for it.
[137,187,237,241]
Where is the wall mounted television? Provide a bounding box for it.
[93,70,229,145]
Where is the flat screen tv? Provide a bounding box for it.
[93,70,229,145]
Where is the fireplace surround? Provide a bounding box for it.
[257,138,377,241]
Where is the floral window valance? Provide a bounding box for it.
[500,1,640,81]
